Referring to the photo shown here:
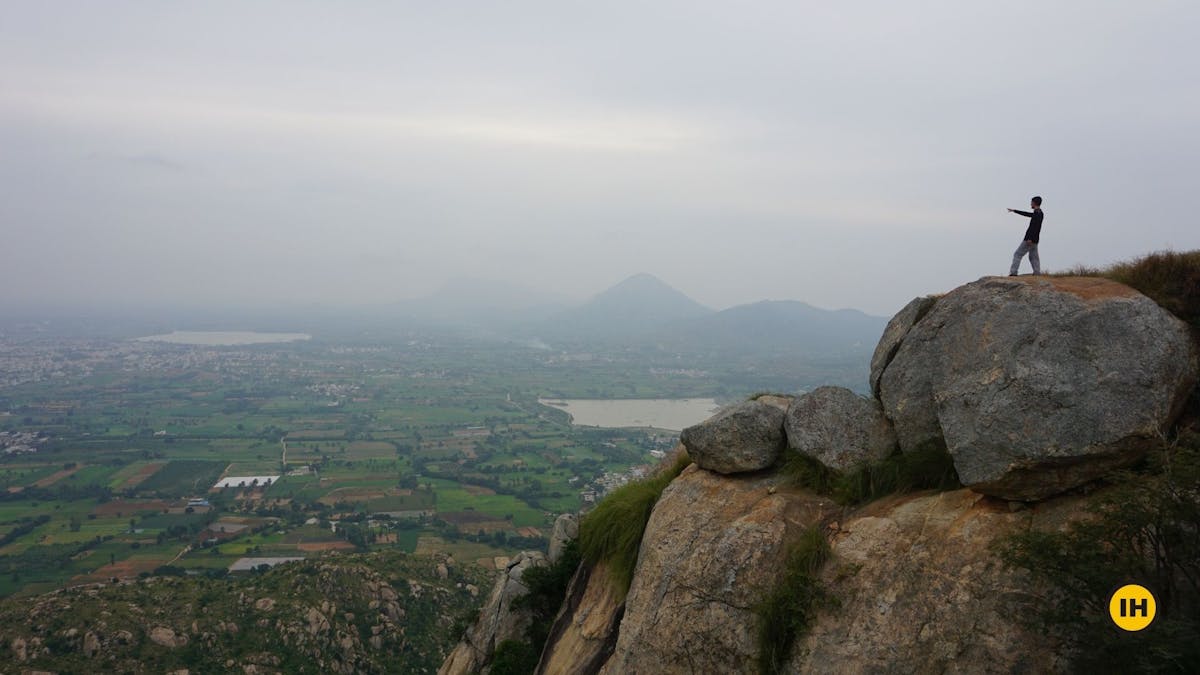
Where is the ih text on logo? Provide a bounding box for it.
[1108,583,1157,632]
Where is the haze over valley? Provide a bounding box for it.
[3,2,1200,672]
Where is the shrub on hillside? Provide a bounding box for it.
[489,639,539,675]
[755,526,833,675]
[578,452,691,595]
[998,432,1200,673]
[512,539,582,660]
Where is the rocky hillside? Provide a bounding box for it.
[0,551,491,674]
[443,274,1200,674]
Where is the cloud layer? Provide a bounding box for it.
[2,1,1197,315]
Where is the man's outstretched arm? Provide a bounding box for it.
[1007,208,1034,217]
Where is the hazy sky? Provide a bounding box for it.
[3,1,1198,317]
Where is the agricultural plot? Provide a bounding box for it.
[0,328,701,598]
[428,479,544,528]
[413,535,508,566]
[345,441,398,460]
[0,465,60,489]
[138,460,225,497]
[388,528,420,552]
[262,474,319,499]
[31,464,87,488]
[62,464,123,488]
[109,461,166,490]
[223,461,284,476]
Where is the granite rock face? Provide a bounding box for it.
[536,562,625,675]
[785,386,897,471]
[680,396,790,474]
[439,551,546,675]
[440,274,1200,675]
[877,276,1198,500]
[598,465,836,674]
[548,513,579,564]
[869,295,939,398]
[792,489,1081,674]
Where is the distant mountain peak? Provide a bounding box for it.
[594,273,674,295]
[616,272,665,285]
[588,274,708,309]
[541,273,711,340]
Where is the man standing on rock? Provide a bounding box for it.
[1007,196,1044,275]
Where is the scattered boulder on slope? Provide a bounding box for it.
[877,276,1198,500]
[598,465,836,674]
[439,551,546,675]
[792,489,1079,673]
[680,396,791,474]
[548,514,579,565]
[785,386,897,471]
[148,626,187,648]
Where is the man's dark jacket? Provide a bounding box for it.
[1012,208,1043,243]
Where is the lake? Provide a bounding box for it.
[135,331,312,346]
[538,398,720,432]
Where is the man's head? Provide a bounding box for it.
[1031,196,1042,208]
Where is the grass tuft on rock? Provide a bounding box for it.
[836,445,961,504]
[747,391,792,401]
[780,452,840,495]
[755,526,832,674]
[1055,249,1200,328]
[783,446,960,506]
[578,452,691,595]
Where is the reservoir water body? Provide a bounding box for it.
[539,397,720,432]
[135,331,312,346]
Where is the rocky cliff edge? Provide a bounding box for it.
[444,275,1200,674]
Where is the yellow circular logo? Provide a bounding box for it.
[1109,584,1157,632]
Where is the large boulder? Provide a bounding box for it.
[598,465,836,674]
[869,295,939,397]
[548,513,579,564]
[792,488,1078,673]
[439,551,546,675]
[877,276,1198,500]
[785,386,897,471]
[680,396,790,474]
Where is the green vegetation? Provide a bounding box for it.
[761,445,961,672]
[998,433,1200,673]
[579,453,691,595]
[755,526,832,675]
[514,540,581,654]
[0,550,490,674]
[1057,249,1200,327]
[783,446,961,506]
[489,539,584,675]
[489,639,540,675]
[0,316,873,669]
[0,330,705,598]
[748,391,791,401]
[138,460,225,496]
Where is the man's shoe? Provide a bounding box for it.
[1008,273,1018,276]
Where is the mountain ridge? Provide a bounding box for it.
[395,273,888,358]
[661,299,885,355]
